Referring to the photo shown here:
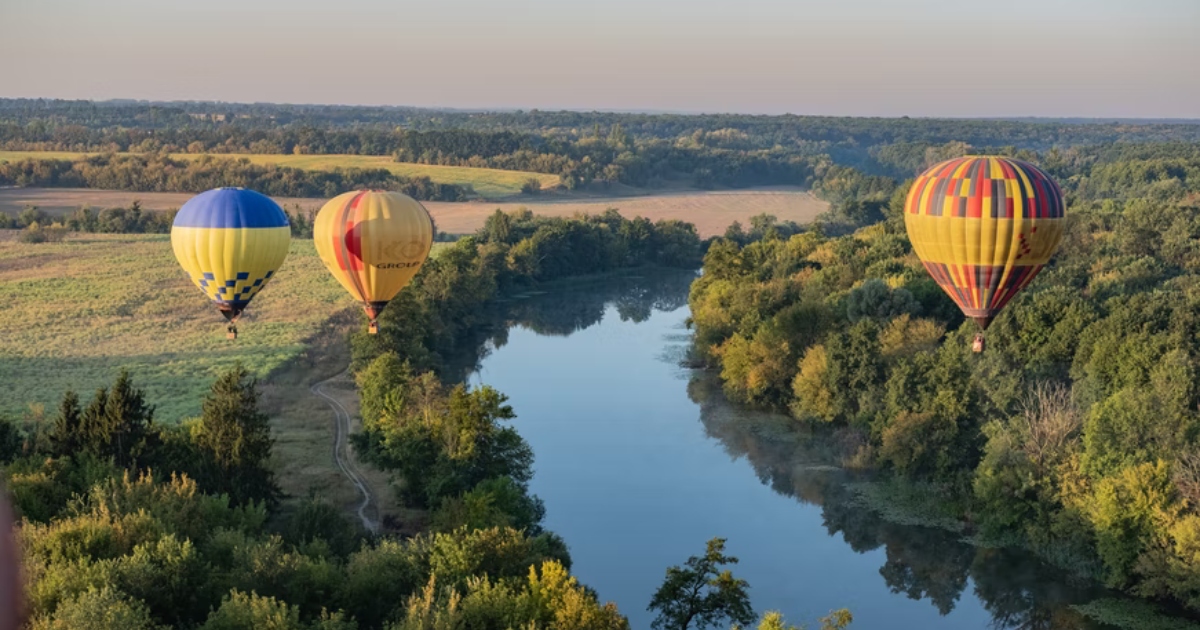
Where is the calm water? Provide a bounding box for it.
[466,270,1112,630]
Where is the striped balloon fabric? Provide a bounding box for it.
[313,190,434,334]
[904,156,1065,330]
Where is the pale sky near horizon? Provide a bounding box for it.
[1,0,1197,118]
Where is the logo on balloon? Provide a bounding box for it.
[343,226,424,269]
[382,240,426,262]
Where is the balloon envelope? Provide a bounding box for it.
[904,156,1065,330]
[171,188,291,322]
[312,190,434,331]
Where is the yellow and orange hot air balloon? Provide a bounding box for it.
[313,190,434,334]
[904,156,1065,351]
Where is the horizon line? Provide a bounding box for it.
[2,96,1200,124]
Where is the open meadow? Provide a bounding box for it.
[0,186,829,238]
[0,150,558,198]
[0,232,351,422]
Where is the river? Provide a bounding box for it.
[466,269,1126,630]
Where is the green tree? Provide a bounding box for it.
[0,416,21,463]
[48,390,82,457]
[76,370,157,469]
[647,538,754,630]
[845,279,920,323]
[31,586,161,630]
[200,590,302,630]
[190,364,279,506]
[430,476,546,534]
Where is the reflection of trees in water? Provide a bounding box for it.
[444,268,696,382]
[503,269,696,337]
[689,376,1107,630]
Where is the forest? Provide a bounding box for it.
[687,140,1200,614]
[4,98,1199,194]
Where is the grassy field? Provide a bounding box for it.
[0,187,829,238]
[0,151,558,198]
[0,233,346,421]
[0,233,448,422]
[0,233,448,512]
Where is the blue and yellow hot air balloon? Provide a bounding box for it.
[171,188,291,339]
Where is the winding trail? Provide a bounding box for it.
[310,373,380,533]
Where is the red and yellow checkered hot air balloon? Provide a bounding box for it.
[313,190,434,334]
[904,156,1065,351]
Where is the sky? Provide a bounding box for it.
[1,0,1198,118]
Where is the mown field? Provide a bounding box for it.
[0,150,558,197]
[0,187,829,238]
[0,232,374,422]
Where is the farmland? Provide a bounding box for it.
[0,150,558,198]
[0,186,829,238]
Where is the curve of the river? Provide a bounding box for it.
[464,269,1168,630]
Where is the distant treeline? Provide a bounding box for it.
[4,97,1199,148]
[0,202,175,234]
[0,153,471,200]
[5,203,317,241]
[7,99,1197,194]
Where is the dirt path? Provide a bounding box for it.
[310,372,380,534]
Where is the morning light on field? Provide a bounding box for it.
[0,1,1198,630]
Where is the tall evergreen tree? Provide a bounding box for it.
[191,364,279,507]
[48,390,82,457]
[74,371,156,468]
[105,370,156,468]
[0,417,21,463]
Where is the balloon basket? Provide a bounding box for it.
[972,333,984,354]
[227,324,238,341]
[368,321,379,335]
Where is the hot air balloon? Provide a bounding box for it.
[903,156,1065,352]
[313,190,434,334]
[171,188,291,339]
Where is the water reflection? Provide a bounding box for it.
[445,269,696,379]
[689,375,1107,630]
[500,269,696,337]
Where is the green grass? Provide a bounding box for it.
[0,235,453,423]
[0,151,558,198]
